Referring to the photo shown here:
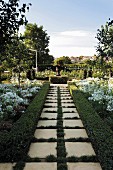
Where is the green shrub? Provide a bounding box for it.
[69,85,113,170]
[57,163,68,170]
[49,76,68,84]
[0,82,50,162]
[45,155,57,162]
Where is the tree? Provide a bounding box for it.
[0,0,31,56]
[54,56,72,66]
[5,36,29,86]
[24,23,52,64]
[96,19,113,61]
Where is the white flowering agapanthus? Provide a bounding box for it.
[76,78,113,112]
[6,105,13,112]
[107,100,113,111]
[0,82,42,120]
[0,92,24,108]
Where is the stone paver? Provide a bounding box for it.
[61,94,71,97]
[44,103,57,107]
[42,108,57,112]
[47,94,57,97]
[63,120,84,127]
[28,142,57,158]
[24,163,57,170]
[34,129,57,139]
[62,108,78,113]
[61,99,74,103]
[61,103,75,107]
[0,163,15,170]
[65,142,96,157]
[37,120,57,127]
[63,113,80,118]
[61,96,72,100]
[45,99,57,103]
[64,129,88,139]
[41,112,57,119]
[46,97,57,100]
[67,163,102,170]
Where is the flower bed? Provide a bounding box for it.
[0,80,42,124]
[0,82,50,162]
[71,78,113,130]
[69,83,113,170]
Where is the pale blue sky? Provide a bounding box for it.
[20,0,113,57]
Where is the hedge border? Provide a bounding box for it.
[0,82,50,162]
[69,85,113,170]
[49,76,68,84]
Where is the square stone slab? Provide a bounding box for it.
[60,94,70,97]
[0,163,15,170]
[41,112,57,119]
[62,108,78,113]
[47,94,57,96]
[34,129,57,139]
[64,129,88,139]
[42,108,57,112]
[61,96,72,100]
[63,120,84,127]
[24,163,57,170]
[45,99,57,103]
[63,113,80,119]
[61,99,74,103]
[28,142,57,158]
[60,92,70,94]
[44,103,57,107]
[37,120,57,127]
[65,142,96,157]
[67,163,102,170]
[46,97,57,100]
[61,103,75,107]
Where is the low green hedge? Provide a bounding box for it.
[0,82,50,162]
[69,85,113,170]
[49,76,68,84]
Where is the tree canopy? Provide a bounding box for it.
[96,19,113,59]
[24,23,54,64]
[0,0,31,57]
[54,56,72,66]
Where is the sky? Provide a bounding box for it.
[20,0,113,58]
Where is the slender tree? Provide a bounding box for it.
[96,19,113,60]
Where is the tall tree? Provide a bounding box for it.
[24,23,52,64]
[96,19,113,63]
[54,56,72,65]
[5,36,29,86]
[0,0,31,56]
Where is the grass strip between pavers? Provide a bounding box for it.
[0,82,50,163]
[57,86,68,170]
[69,85,113,170]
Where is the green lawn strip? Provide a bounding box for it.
[0,82,50,163]
[69,85,113,170]
[57,86,68,170]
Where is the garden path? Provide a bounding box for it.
[0,84,102,170]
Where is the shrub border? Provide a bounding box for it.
[0,82,50,162]
[69,85,113,170]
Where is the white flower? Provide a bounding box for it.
[6,105,13,112]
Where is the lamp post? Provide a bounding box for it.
[29,49,38,73]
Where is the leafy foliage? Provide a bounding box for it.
[24,23,54,64]
[96,18,113,59]
[0,0,31,55]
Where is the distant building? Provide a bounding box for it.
[70,55,95,63]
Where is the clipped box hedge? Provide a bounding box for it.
[49,76,68,84]
[69,85,113,170]
[0,82,50,162]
